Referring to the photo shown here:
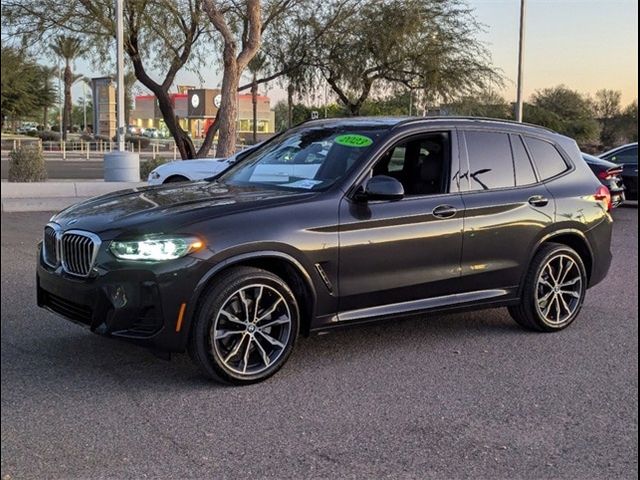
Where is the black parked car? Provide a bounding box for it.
[600,142,638,200]
[37,117,613,385]
[582,153,625,207]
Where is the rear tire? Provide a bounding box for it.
[188,266,299,385]
[509,243,587,332]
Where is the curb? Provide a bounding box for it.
[1,181,145,213]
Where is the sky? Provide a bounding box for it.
[65,0,638,106]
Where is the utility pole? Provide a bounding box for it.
[515,0,526,122]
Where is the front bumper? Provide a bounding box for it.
[36,245,207,352]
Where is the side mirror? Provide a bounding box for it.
[356,175,404,201]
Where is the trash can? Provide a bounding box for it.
[104,151,140,182]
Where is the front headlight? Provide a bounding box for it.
[148,170,161,180]
[109,236,204,261]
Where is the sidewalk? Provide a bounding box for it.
[1,181,144,212]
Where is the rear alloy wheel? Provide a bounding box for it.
[509,243,587,332]
[189,267,299,384]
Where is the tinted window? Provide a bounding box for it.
[510,135,537,185]
[604,145,638,165]
[465,131,514,190]
[524,137,568,180]
[372,132,450,196]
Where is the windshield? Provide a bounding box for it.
[217,125,386,191]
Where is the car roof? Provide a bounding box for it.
[600,142,638,158]
[298,116,557,136]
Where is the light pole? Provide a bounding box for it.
[515,0,527,122]
[116,0,125,150]
[58,64,63,138]
[104,0,139,182]
[82,80,87,133]
[323,83,328,118]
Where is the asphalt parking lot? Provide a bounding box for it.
[1,207,637,480]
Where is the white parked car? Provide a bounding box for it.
[146,140,329,186]
[147,144,262,185]
[147,157,233,185]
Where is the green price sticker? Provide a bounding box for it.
[334,134,373,148]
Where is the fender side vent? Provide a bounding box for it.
[315,262,334,294]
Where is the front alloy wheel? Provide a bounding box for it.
[213,284,292,376]
[189,267,299,384]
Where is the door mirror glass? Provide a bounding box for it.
[359,175,405,201]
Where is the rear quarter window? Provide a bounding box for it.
[510,134,537,186]
[524,137,569,180]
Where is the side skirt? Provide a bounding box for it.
[309,287,520,333]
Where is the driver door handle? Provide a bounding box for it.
[432,204,457,219]
[528,195,549,207]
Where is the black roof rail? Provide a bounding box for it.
[393,116,557,134]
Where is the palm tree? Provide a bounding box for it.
[247,54,267,144]
[124,71,138,128]
[51,36,85,139]
[37,66,58,129]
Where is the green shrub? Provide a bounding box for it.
[140,156,170,179]
[8,145,47,182]
[36,130,61,142]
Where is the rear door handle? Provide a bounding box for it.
[528,195,549,207]
[432,204,457,219]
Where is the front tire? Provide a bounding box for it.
[509,243,587,332]
[188,267,300,385]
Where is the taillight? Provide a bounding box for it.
[597,168,623,180]
[594,185,612,211]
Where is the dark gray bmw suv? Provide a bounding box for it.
[37,117,613,385]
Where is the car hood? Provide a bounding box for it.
[51,181,313,236]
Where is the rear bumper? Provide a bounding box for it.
[36,245,207,352]
[585,215,613,288]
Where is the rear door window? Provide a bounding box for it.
[510,134,538,186]
[524,137,569,180]
[464,131,515,191]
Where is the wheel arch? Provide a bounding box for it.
[186,251,318,339]
[163,174,191,183]
[527,229,594,288]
